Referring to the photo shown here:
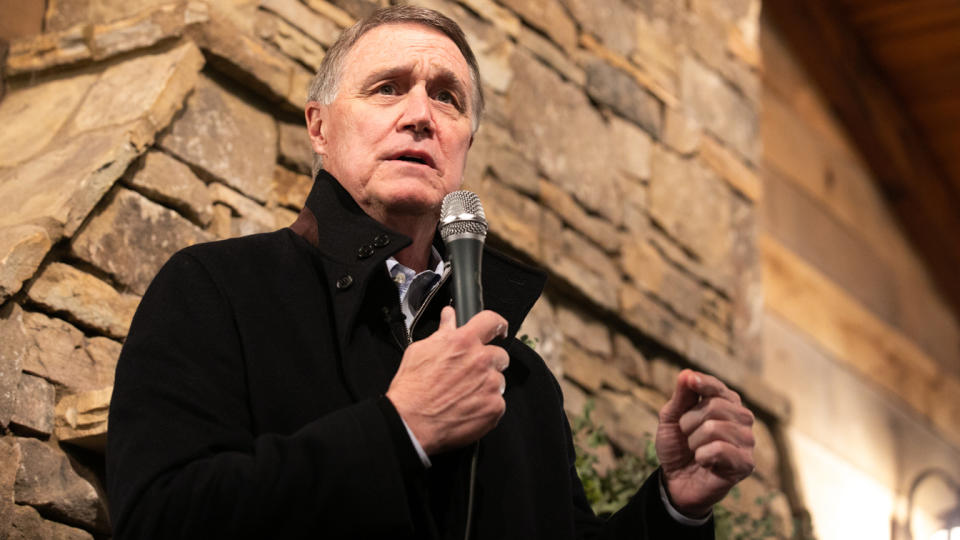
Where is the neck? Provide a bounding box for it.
[379,213,437,272]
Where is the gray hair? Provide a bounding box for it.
[307,5,485,176]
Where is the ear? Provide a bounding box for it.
[305,101,328,155]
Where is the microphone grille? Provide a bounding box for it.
[439,190,488,241]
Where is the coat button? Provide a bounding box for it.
[336,274,353,290]
[373,234,391,247]
[357,244,374,259]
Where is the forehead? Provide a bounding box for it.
[341,23,471,85]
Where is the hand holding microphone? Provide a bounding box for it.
[386,191,510,455]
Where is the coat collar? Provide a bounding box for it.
[290,171,547,398]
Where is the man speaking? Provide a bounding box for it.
[106,6,755,539]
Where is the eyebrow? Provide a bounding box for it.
[359,64,469,102]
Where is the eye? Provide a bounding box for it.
[376,83,397,96]
[435,89,458,106]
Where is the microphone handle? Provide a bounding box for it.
[447,237,484,327]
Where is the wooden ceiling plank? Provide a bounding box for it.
[765,0,960,318]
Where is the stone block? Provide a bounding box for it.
[699,135,762,201]
[277,121,315,177]
[556,304,612,357]
[465,174,542,260]
[516,294,562,378]
[20,311,117,393]
[609,115,653,182]
[578,33,678,110]
[649,356,681,399]
[516,25,585,86]
[210,203,234,240]
[648,226,734,296]
[7,504,94,540]
[27,262,140,340]
[0,305,27,428]
[255,10,326,72]
[561,0,637,57]
[585,59,662,136]
[128,151,214,226]
[559,377,589,422]
[621,178,649,237]
[71,188,213,296]
[619,284,688,358]
[261,0,341,47]
[538,179,620,254]
[14,438,107,532]
[663,107,702,155]
[649,145,732,267]
[680,56,757,162]
[0,127,137,239]
[619,237,665,297]
[457,0,521,37]
[186,6,312,109]
[629,11,682,95]
[630,385,667,412]
[561,341,632,394]
[506,51,624,225]
[592,390,659,457]
[612,332,650,385]
[498,0,577,52]
[302,0,356,28]
[752,418,779,489]
[0,225,53,303]
[542,222,621,312]
[160,74,278,203]
[326,0,378,20]
[55,387,111,452]
[0,436,22,530]
[208,183,278,236]
[88,2,210,61]
[273,166,313,209]
[69,40,206,147]
[5,26,92,76]
[0,73,98,168]
[465,124,538,197]
[10,374,55,437]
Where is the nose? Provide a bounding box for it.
[399,86,434,138]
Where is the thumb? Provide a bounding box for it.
[439,305,456,330]
[660,369,701,423]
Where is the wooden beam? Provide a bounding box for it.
[764,0,960,318]
[761,234,960,449]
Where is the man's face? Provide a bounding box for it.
[307,23,475,223]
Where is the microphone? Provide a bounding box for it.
[439,190,488,327]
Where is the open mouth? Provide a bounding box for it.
[395,155,428,165]
[388,151,435,169]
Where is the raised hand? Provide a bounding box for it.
[386,306,510,455]
[655,369,756,517]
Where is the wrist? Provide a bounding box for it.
[660,470,712,519]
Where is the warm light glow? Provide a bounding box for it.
[951,526,960,539]
[930,530,948,540]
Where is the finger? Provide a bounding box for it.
[693,440,755,479]
[678,397,754,435]
[686,419,755,452]
[690,372,742,405]
[659,369,702,423]
[488,346,510,372]
[459,310,509,344]
[439,305,456,331]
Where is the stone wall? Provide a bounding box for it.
[0,0,792,536]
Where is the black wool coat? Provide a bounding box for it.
[106,172,713,539]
